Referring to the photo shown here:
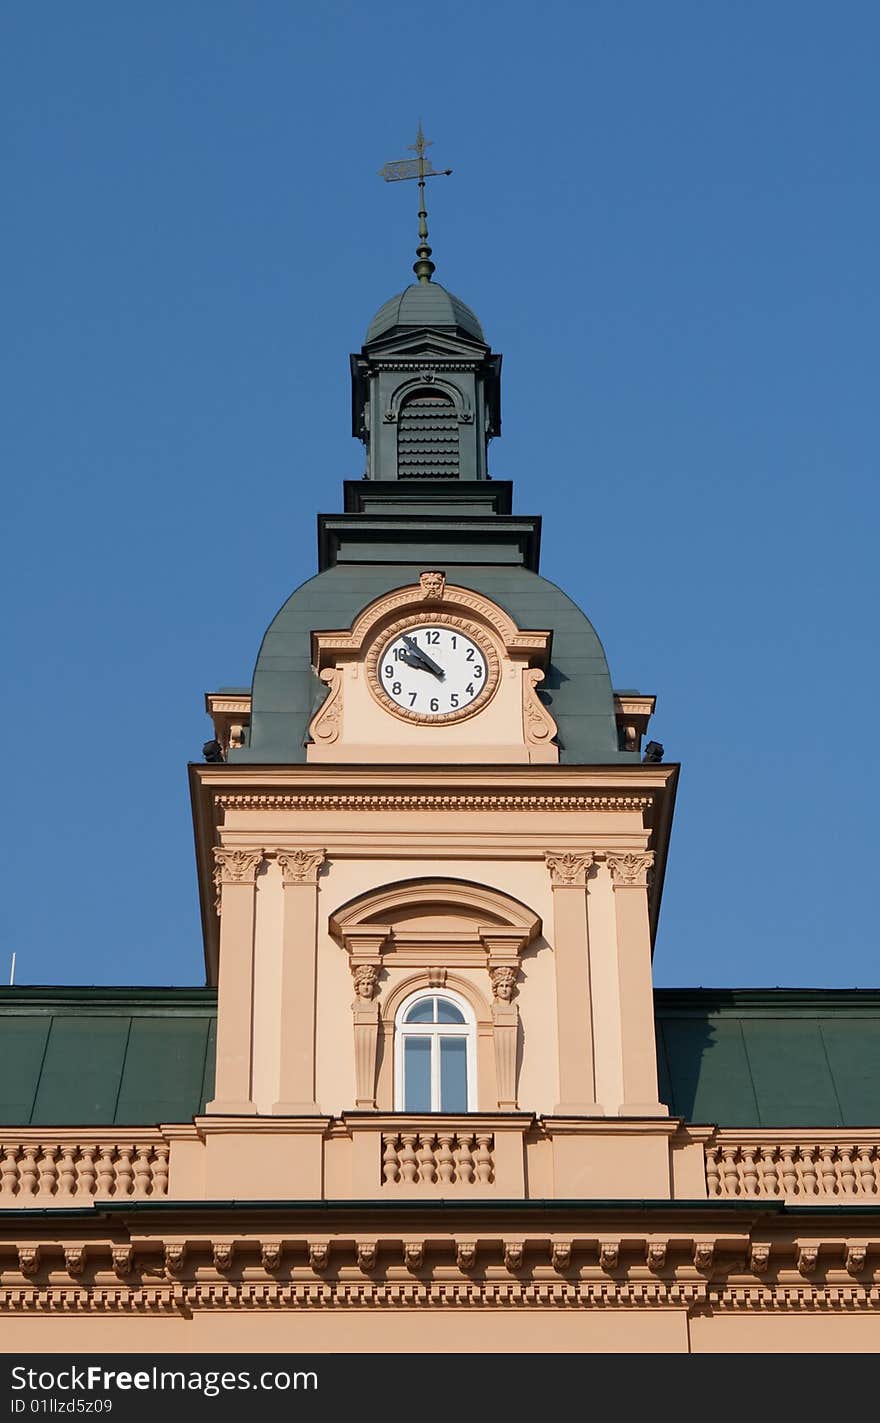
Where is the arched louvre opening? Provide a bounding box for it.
[397,391,460,479]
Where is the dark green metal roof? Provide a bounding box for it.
[655,989,880,1128]
[366,283,484,343]
[3,987,879,1128]
[0,988,216,1126]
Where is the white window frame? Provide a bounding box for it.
[393,987,477,1112]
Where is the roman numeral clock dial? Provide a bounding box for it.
[369,620,498,724]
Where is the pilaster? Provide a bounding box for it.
[607,852,667,1117]
[271,849,327,1115]
[207,848,264,1114]
[545,853,602,1115]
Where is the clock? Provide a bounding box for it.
[366,614,500,724]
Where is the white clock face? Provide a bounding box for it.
[376,624,490,719]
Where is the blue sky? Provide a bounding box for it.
[3,2,878,988]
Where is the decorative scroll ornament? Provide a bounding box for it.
[419,570,446,600]
[606,852,655,888]
[523,668,558,746]
[276,849,326,885]
[352,964,380,1001]
[489,965,518,1003]
[309,668,343,745]
[261,1242,282,1273]
[545,851,594,887]
[599,1241,619,1272]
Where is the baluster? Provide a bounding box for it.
[838,1144,857,1197]
[705,1145,721,1196]
[800,1146,818,1196]
[152,1144,169,1197]
[37,1145,58,1197]
[1,1145,20,1198]
[116,1145,134,1197]
[720,1145,740,1196]
[819,1145,837,1197]
[474,1134,493,1184]
[416,1135,436,1184]
[382,1136,400,1184]
[857,1144,877,1195]
[780,1146,798,1196]
[454,1135,475,1185]
[399,1134,418,1184]
[77,1146,97,1197]
[19,1146,40,1196]
[436,1133,456,1184]
[741,1145,759,1196]
[96,1147,116,1198]
[133,1147,152,1198]
[760,1146,779,1196]
[57,1148,77,1197]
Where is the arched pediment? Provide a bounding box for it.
[329,877,541,969]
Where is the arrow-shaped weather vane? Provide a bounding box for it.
[379,123,452,284]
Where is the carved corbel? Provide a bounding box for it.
[357,1242,378,1273]
[112,1245,134,1279]
[403,1241,424,1273]
[504,1242,525,1272]
[309,1241,330,1273]
[646,1242,667,1273]
[551,1242,572,1273]
[457,1241,477,1272]
[164,1243,186,1277]
[261,1242,282,1273]
[18,1247,39,1277]
[599,1241,619,1272]
[846,1244,867,1276]
[64,1246,86,1277]
[749,1243,770,1276]
[797,1246,819,1276]
[213,1241,234,1273]
[693,1241,715,1273]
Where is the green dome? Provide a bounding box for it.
[366,283,484,344]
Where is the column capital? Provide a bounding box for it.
[545,851,595,887]
[213,847,265,885]
[275,849,327,886]
[606,851,654,888]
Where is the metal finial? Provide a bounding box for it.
[378,123,452,284]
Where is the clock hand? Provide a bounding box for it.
[401,635,445,680]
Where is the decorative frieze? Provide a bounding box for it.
[381,1132,494,1186]
[216,791,653,813]
[706,1138,880,1200]
[0,1139,169,1203]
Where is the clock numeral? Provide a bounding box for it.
[384,665,394,677]
[392,681,402,695]
[473,665,483,679]
[393,648,405,660]
[450,694,459,708]
[430,697,439,712]
[465,683,474,696]
[408,692,418,706]
[425,630,440,645]
[466,648,475,662]
[450,635,457,649]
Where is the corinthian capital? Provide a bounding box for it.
[606,852,654,888]
[545,851,594,887]
[275,849,326,885]
[213,847,264,885]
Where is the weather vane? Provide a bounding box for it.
[378,123,452,284]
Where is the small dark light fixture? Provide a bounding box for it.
[642,740,664,764]
[202,739,225,764]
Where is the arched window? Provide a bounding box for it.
[397,391,460,479]
[394,989,476,1112]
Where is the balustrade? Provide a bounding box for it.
[0,1140,169,1202]
[705,1138,880,1199]
[382,1131,494,1186]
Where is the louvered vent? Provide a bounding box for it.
[397,394,460,479]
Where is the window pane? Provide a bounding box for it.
[436,998,465,1024]
[404,1037,432,1111]
[440,1037,468,1111]
[404,999,434,1023]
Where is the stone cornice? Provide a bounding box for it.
[216,792,654,812]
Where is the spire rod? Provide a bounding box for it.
[378,123,452,284]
